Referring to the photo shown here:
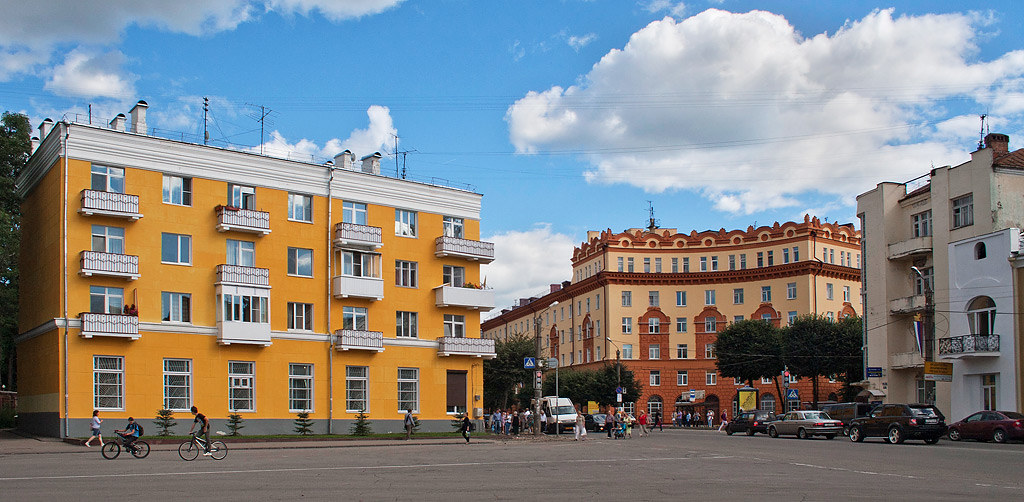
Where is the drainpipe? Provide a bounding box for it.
[62,124,70,439]
[326,165,335,434]
[811,230,820,315]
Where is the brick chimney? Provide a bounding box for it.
[38,118,53,140]
[984,133,1009,157]
[109,113,126,131]
[129,100,148,134]
[360,152,381,175]
[333,150,354,170]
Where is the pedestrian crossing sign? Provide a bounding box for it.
[786,388,799,400]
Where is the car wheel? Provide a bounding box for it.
[745,428,755,436]
[924,436,940,445]
[824,434,836,440]
[993,429,1007,444]
[768,426,779,438]
[887,426,904,444]
[948,428,961,441]
[797,428,808,439]
[849,426,864,442]
[842,426,850,437]
[726,428,734,436]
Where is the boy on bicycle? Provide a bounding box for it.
[115,417,141,451]
[189,406,211,455]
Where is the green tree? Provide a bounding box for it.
[716,319,786,410]
[483,333,534,410]
[294,411,314,436]
[226,413,245,436]
[0,112,29,391]
[783,314,853,407]
[540,363,640,407]
[836,315,865,401]
[350,410,372,436]
[153,409,177,436]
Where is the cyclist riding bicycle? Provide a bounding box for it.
[115,417,141,450]
[188,405,211,455]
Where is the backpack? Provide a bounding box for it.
[136,423,144,437]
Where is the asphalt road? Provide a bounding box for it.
[2,429,1022,501]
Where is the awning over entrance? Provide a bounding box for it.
[857,389,886,398]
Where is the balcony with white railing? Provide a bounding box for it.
[79,190,142,220]
[332,275,384,301]
[334,222,382,250]
[216,205,271,235]
[216,264,270,288]
[889,295,927,314]
[887,236,933,260]
[437,336,496,358]
[79,251,139,280]
[939,334,1000,359]
[434,285,494,311]
[334,329,385,352]
[80,312,140,340]
[434,236,495,263]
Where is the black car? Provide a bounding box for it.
[726,410,776,436]
[820,402,875,436]
[848,403,946,444]
[586,413,608,432]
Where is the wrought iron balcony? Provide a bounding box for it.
[79,251,139,280]
[887,236,933,260]
[437,336,496,358]
[332,275,384,301]
[434,285,494,311]
[434,236,495,263]
[216,264,270,287]
[335,329,385,352]
[80,312,139,340]
[889,295,927,314]
[216,205,271,235]
[939,334,1000,358]
[334,222,382,250]
[79,189,142,220]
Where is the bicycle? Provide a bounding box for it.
[178,432,227,460]
[101,434,150,460]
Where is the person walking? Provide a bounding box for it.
[654,410,663,431]
[638,410,649,437]
[606,406,617,438]
[706,409,715,429]
[404,409,415,440]
[718,410,729,432]
[460,414,472,443]
[84,410,103,447]
[574,405,585,441]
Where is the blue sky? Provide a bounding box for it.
[2,0,1023,313]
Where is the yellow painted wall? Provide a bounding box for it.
[14,330,61,412]
[18,159,64,329]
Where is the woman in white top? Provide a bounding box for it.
[84,410,103,447]
[574,405,586,441]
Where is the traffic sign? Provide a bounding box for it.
[866,366,883,378]
[523,357,536,369]
[616,393,622,403]
[615,386,624,394]
[547,357,558,368]
[786,388,799,400]
[689,389,696,401]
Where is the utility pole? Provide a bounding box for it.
[203,97,209,145]
[533,316,543,436]
[911,266,935,362]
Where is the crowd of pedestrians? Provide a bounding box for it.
[483,405,730,439]
[485,407,537,436]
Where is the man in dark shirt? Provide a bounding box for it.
[189,405,211,455]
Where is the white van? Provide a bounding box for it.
[540,396,577,433]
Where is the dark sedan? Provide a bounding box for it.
[948,411,1024,443]
[585,413,609,432]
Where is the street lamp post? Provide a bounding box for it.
[910,266,935,362]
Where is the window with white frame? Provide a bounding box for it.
[397,368,419,412]
[229,184,256,209]
[287,302,313,331]
[622,317,632,334]
[622,344,633,359]
[826,283,834,300]
[733,288,744,304]
[649,291,659,307]
[672,371,688,388]
[228,361,254,412]
[394,260,417,287]
[671,257,679,273]
[783,248,790,263]
[676,291,686,306]
[163,358,192,411]
[650,370,661,386]
[736,315,746,323]
[289,363,314,412]
[91,164,124,193]
[342,201,367,224]
[705,289,715,305]
[912,210,932,237]
[622,291,632,307]
[395,209,417,237]
[342,250,375,278]
[288,247,313,277]
[443,265,465,287]
[761,377,772,384]
[90,286,123,314]
[761,286,771,302]
[655,257,662,273]
[644,257,651,273]
[443,216,464,238]
[711,256,718,271]
[705,316,717,333]
[627,257,634,272]
[676,317,687,332]
[648,318,660,333]
[787,282,797,299]
[705,343,716,359]
[617,257,624,272]
[287,193,313,222]
[682,257,690,272]
[706,371,717,385]
[346,366,368,412]
[226,239,255,267]
[700,257,707,272]
[343,306,368,331]
[91,225,124,254]
[952,194,973,228]
[161,233,191,265]
[767,250,774,266]
[444,314,466,337]
[757,252,764,267]
[649,344,661,360]
[739,254,747,269]
[222,294,268,323]
[161,292,191,323]
[396,311,418,338]
[676,344,688,359]
[162,175,192,206]
[788,311,798,325]
[93,355,124,410]
[914,267,934,295]
[728,254,736,270]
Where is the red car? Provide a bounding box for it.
[947,411,1024,443]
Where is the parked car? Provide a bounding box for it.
[726,410,776,436]
[540,396,577,433]
[848,403,946,444]
[820,402,875,436]
[947,411,1024,443]
[586,413,609,432]
[766,410,842,439]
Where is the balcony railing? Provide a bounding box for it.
[79,251,139,280]
[434,285,494,311]
[335,329,385,352]
[216,264,270,287]
[332,275,384,301]
[216,206,271,235]
[434,236,495,263]
[889,295,927,314]
[437,336,496,358]
[938,334,1000,358]
[334,222,382,250]
[887,236,933,260]
[79,190,142,220]
[80,312,140,340]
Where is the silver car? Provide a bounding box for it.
[767,410,843,439]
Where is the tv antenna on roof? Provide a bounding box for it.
[391,132,416,179]
[245,103,277,155]
[978,114,987,150]
[646,201,660,231]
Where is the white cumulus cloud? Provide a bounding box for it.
[506,8,1024,214]
[253,105,396,161]
[481,225,576,317]
[43,48,136,99]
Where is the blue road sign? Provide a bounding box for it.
[615,386,624,394]
[866,366,883,378]
[689,389,696,401]
[786,388,799,400]
[524,357,536,369]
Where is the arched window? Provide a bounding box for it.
[760,393,776,413]
[967,296,996,336]
[975,242,986,260]
[648,395,663,416]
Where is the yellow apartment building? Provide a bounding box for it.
[483,217,861,417]
[16,101,495,437]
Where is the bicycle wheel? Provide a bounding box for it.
[101,441,120,460]
[209,441,228,460]
[178,440,199,461]
[130,441,150,459]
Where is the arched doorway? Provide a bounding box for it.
[760,393,776,413]
[647,394,664,418]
